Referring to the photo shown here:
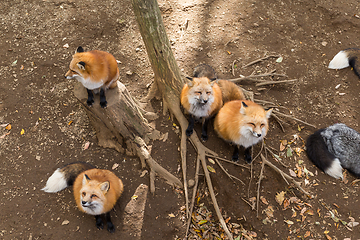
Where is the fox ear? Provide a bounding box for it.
[240,101,248,115]
[99,181,110,193]
[82,174,91,185]
[265,108,273,119]
[77,61,86,70]
[186,77,194,87]
[76,46,84,53]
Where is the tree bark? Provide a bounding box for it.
[132,0,233,239]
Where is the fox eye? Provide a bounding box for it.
[249,123,256,127]
[206,92,211,95]
[82,192,86,197]
[91,194,97,199]
[260,124,265,127]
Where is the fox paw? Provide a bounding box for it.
[95,218,104,230]
[87,99,94,107]
[231,155,239,162]
[107,222,115,233]
[244,154,252,164]
[201,134,208,142]
[186,129,193,137]
[100,101,107,108]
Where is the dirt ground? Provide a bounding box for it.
[1,0,360,239]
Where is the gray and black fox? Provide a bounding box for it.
[306,123,360,179]
[328,48,360,79]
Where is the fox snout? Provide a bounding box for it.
[252,132,262,138]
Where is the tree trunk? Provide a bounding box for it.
[131,0,234,239]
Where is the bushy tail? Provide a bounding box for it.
[328,48,360,78]
[41,162,94,193]
[306,129,343,179]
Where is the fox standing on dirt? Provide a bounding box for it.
[214,100,272,163]
[42,162,124,233]
[65,46,120,108]
[180,64,223,141]
[328,48,360,79]
[180,64,246,141]
[306,123,360,180]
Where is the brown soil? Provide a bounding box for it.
[1,0,360,239]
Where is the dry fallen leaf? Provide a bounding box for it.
[304,231,310,238]
[284,220,294,226]
[20,129,25,135]
[5,124,12,130]
[208,158,215,164]
[112,163,119,170]
[260,196,269,205]
[283,199,290,210]
[275,191,286,205]
[62,220,69,225]
[263,205,274,218]
[168,213,175,218]
[83,141,90,150]
[207,165,216,173]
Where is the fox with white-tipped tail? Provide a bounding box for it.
[306,123,360,180]
[42,162,124,233]
[328,48,360,78]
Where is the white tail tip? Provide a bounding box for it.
[325,158,343,180]
[41,168,68,193]
[328,50,350,69]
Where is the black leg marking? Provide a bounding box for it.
[186,116,195,137]
[244,147,252,163]
[232,146,239,162]
[95,215,104,230]
[99,88,107,108]
[105,212,115,233]
[201,118,209,142]
[87,89,94,106]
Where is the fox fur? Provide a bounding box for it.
[328,48,360,78]
[214,100,272,163]
[65,46,119,108]
[42,162,124,233]
[306,123,360,179]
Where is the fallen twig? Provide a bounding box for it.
[242,55,280,68]
[255,79,297,87]
[273,109,316,128]
[229,73,288,83]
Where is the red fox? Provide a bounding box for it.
[328,48,360,78]
[65,46,120,108]
[214,100,272,163]
[192,64,246,103]
[42,162,124,233]
[180,76,223,141]
[216,79,246,103]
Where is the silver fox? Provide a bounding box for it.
[306,123,360,179]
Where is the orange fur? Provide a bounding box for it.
[180,77,223,118]
[217,79,245,103]
[65,50,119,90]
[214,100,272,147]
[73,168,124,214]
